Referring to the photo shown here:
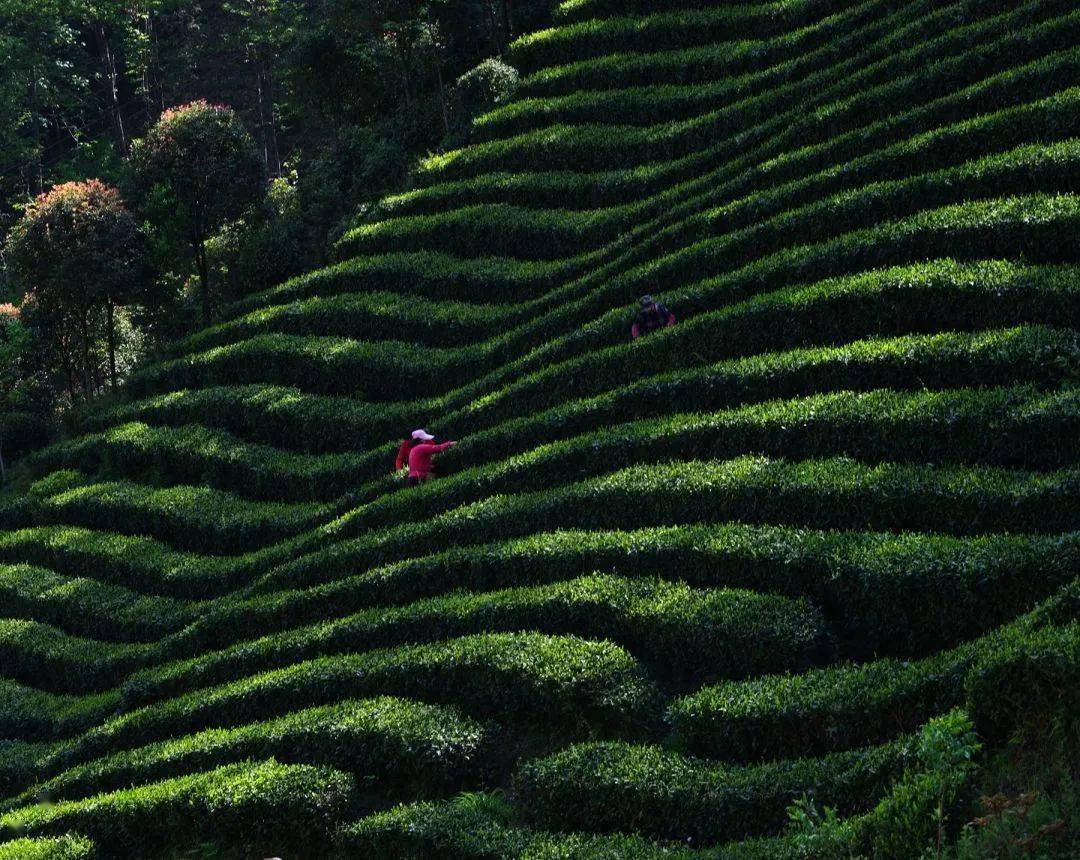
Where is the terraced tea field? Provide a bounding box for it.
[1,0,1078,855]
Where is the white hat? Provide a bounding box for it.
[411,429,435,441]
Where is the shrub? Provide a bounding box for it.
[667,588,1077,762]
[121,575,822,705]
[341,798,701,858]
[456,59,521,128]
[11,698,486,811]
[0,836,95,860]
[0,760,353,857]
[56,633,662,772]
[963,623,1080,744]
[515,737,914,844]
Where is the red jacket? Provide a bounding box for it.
[407,441,455,478]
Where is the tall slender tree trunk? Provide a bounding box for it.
[435,61,450,134]
[194,239,211,324]
[106,300,118,388]
[57,332,79,403]
[191,201,212,324]
[78,310,94,398]
[500,0,514,44]
[483,1,500,56]
[95,22,128,154]
[265,71,281,177]
[253,56,281,177]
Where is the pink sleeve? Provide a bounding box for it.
[434,441,456,452]
[631,323,640,338]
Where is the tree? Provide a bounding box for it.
[131,100,263,323]
[5,179,147,396]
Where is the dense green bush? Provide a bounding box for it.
[54,633,661,771]
[347,137,1066,263]
[0,574,818,700]
[176,290,515,356]
[9,698,486,811]
[264,457,1078,596]
[424,16,1080,180]
[131,196,1080,408]
[536,0,937,94]
[0,760,353,857]
[0,563,193,643]
[456,59,521,130]
[0,620,146,694]
[198,525,1076,666]
[667,588,1077,762]
[963,622,1079,744]
[342,798,702,858]
[0,677,119,742]
[498,1,1067,137]
[96,324,1080,459]
[0,525,238,599]
[60,381,1080,575]
[513,2,841,71]
[516,737,913,844]
[119,575,821,705]
[26,474,327,554]
[0,836,95,860]
[28,422,360,503]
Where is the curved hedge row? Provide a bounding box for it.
[195,525,1077,664]
[423,18,1080,181]
[264,456,1080,594]
[0,526,239,599]
[25,474,327,555]
[516,737,912,844]
[45,380,1080,568]
[36,633,661,767]
[95,323,1080,458]
[0,564,193,643]
[117,575,822,705]
[0,760,353,858]
[668,588,1078,761]
[6,697,486,811]
[120,220,1080,409]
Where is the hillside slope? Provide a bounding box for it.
[1,0,1078,855]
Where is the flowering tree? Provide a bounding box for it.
[5,180,146,396]
[132,101,264,323]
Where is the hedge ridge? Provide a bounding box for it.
[515,737,913,844]
[6,697,486,811]
[0,0,1075,851]
[115,575,822,706]
[187,525,1078,665]
[262,456,1079,594]
[44,633,662,771]
[0,760,354,857]
[668,584,1079,761]
[93,323,1080,457]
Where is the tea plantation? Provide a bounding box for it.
[1,0,1078,856]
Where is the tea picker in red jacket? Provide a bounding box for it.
[394,429,457,486]
[631,294,676,340]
